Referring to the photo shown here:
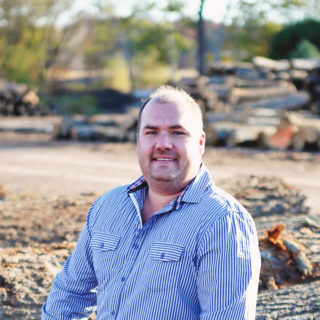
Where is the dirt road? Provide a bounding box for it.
[1,141,319,214]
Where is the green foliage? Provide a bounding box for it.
[225,21,282,61]
[225,0,319,61]
[289,39,320,58]
[83,17,120,72]
[270,19,320,59]
[0,0,69,86]
[81,4,194,90]
[104,56,131,92]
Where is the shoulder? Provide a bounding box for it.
[200,183,253,223]
[197,186,260,262]
[196,184,256,243]
[87,184,130,226]
[99,184,129,202]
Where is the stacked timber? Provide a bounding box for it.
[53,108,139,142]
[0,79,49,116]
[267,111,320,151]
[178,56,320,150]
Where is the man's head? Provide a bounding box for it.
[136,85,205,194]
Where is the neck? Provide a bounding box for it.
[141,186,181,224]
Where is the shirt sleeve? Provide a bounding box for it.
[196,208,261,320]
[42,197,101,320]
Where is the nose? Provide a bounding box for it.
[155,132,172,150]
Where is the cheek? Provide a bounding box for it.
[137,140,152,157]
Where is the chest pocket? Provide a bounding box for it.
[144,242,184,292]
[90,232,121,252]
[90,232,121,284]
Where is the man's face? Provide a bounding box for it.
[136,98,205,192]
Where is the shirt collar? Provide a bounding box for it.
[177,164,213,207]
[127,164,213,209]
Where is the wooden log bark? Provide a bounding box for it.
[236,92,310,111]
[252,56,290,71]
[290,58,320,71]
[0,116,61,134]
[256,280,320,319]
[230,84,296,104]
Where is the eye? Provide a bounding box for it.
[145,130,157,135]
[172,130,185,135]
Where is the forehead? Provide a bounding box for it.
[140,98,194,126]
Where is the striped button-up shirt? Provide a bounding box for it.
[42,165,261,320]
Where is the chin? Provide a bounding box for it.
[150,174,176,182]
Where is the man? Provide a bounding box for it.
[42,86,261,319]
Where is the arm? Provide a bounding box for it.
[196,209,261,320]
[42,198,101,320]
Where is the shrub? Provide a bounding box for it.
[270,19,320,59]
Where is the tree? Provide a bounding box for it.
[0,0,71,86]
[224,0,315,61]
[82,1,193,91]
[289,39,320,58]
[197,0,206,75]
[270,19,320,59]
[213,0,233,62]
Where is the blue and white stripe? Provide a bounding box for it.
[42,164,261,320]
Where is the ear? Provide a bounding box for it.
[199,131,206,155]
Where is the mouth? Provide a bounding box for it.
[152,156,177,162]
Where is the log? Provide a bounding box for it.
[0,79,43,116]
[295,251,313,276]
[291,58,320,71]
[264,224,313,277]
[205,83,230,101]
[236,92,310,111]
[267,111,320,151]
[0,116,61,134]
[207,121,277,147]
[286,112,320,144]
[252,56,290,71]
[54,109,139,142]
[230,84,296,104]
[70,124,127,141]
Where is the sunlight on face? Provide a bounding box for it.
[137,97,205,192]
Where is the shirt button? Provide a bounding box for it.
[111,310,115,316]
[160,253,165,259]
[133,243,139,249]
[121,277,126,282]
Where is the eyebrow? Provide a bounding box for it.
[143,124,185,130]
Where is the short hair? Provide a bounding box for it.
[137,85,203,133]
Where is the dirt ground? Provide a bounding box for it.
[1,132,320,319]
[1,132,319,213]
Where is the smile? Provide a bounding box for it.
[155,158,175,161]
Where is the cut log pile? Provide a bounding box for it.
[1,56,320,151]
[178,56,320,151]
[0,79,49,116]
[53,108,139,142]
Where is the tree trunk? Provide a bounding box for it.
[214,0,232,62]
[197,0,206,75]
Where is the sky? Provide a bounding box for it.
[70,0,235,24]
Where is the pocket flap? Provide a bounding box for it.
[90,232,121,252]
[149,242,184,262]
